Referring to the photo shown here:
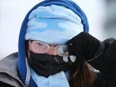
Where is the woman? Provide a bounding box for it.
[66,32,116,87]
[0,0,116,86]
[0,0,89,87]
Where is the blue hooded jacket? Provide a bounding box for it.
[18,0,89,87]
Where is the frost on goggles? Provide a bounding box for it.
[28,40,68,55]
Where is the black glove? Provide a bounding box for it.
[66,32,100,60]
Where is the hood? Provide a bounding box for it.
[18,0,89,87]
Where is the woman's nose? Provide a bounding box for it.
[47,46,57,55]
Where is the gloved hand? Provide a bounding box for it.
[66,32,100,60]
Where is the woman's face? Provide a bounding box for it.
[27,40,68,59]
